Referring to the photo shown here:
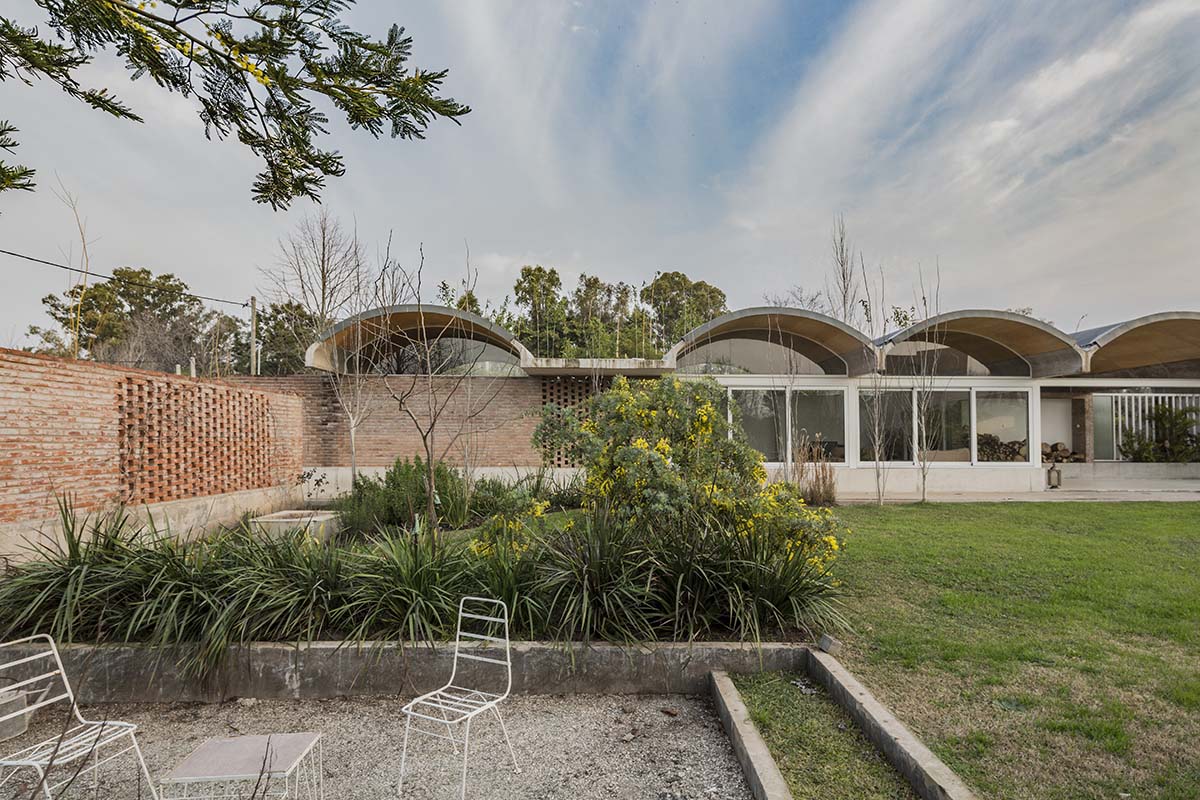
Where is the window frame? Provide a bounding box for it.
[725,384,850,469]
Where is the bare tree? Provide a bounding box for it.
[826,214,861,327]
[264,207,363,338]
[380,246,509,535]
[263,211,376,482]
[49,181,95,359]
[326,240,403,484]
[764,285,827,312]
[910,264,945,502]
[857,257,912,507]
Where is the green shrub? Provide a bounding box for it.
[537,376,765,524]
[0,496,847,676]
[333,456,469,534]
[1119,406,1199,463]
[469,477,532,519]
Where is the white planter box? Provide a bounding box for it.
[250,510,341,543]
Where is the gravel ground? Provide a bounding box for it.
[6,695,751,799]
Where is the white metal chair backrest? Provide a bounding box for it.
[0,634,82,730]
[447,597,512,699]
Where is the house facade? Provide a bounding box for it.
[284,305,1200,495]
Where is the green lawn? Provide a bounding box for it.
[734,672,917,799]
[826,502,1200,800]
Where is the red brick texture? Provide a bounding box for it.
[0,348,303,524]
[226,374,562,468]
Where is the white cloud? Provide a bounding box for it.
[1,0,1197,342]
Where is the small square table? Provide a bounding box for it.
[160,732,323,799]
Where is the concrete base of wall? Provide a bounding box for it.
[301,464,1046,502]
[9,641,807,704]
[0,485,301,560]
[1061,461,1200,479]
[299,465,582,501]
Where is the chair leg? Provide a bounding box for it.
[459,716,472,800]
[130,733,161,800]
[35,766,52,800]
[492,707,520,774]
[397,715,412,798]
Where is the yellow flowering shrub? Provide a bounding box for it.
[536,376,767,523]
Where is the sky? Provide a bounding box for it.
[2,0,1199,345]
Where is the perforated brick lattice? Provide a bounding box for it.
[118,377,282,504]
[540,376,607,467]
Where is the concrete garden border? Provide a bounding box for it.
[805,648,978,800]
[710,670,793,800]
[7,640,807,704]
[710,651,978,800]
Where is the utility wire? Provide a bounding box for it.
[0,247,249,308]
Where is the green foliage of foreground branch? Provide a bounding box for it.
[0,496,846,678]
[0,0,469,207]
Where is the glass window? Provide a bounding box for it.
[733,389,786,461]
[790,391,846,463]
[918,391,972,462]
[859,391,913,462]
[1093,395,1115,460]
[677,336,843,375]
[976,391,1030,462]
[370,337,522,376]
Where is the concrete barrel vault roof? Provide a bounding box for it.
[666,307,880,375]
[305,304,532,372]
[1075,311,1200,376]
[877,309,1087,378]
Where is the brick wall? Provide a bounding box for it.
[227,374,551,467]
[0,348,303,525]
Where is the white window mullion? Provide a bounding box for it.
[969,387,978,464]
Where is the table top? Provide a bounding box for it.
[163,732,321,783]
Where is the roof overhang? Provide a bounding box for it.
[520,358,673,377]
[668,307,880,376]
[879,310,1087,378]
[1083,312,1200,376]
[305,304,531,372]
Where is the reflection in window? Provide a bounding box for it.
[976,391,1030,462]
[919,391,971,462]
[859,391,913,462]
[677,335,843,375]
[1093,395,1115,461]
[733,389,786,462]
[791,391,846,462]
[369,337,522,376]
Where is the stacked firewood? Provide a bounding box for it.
[1041,441,1084,463]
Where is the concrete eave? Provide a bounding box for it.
[520,357,675,377]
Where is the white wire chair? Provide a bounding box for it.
[397,596,520,799]
[0,634,159,799]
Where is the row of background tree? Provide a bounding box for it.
[25,209,732,375]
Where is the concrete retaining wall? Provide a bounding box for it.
[300,465,582,502]
[0,484,301,560]
[11,641,807,704]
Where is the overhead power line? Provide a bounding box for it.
[0,247,249,308]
